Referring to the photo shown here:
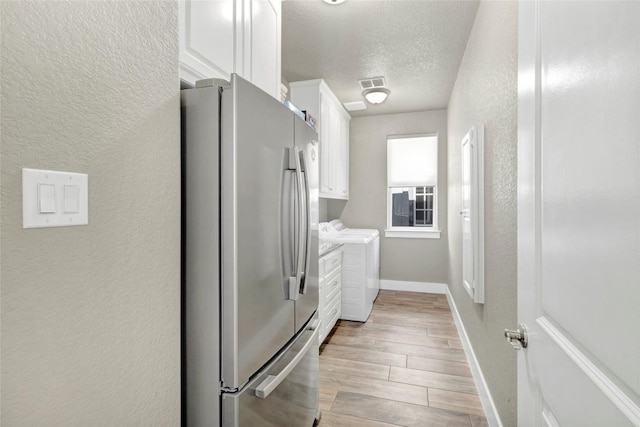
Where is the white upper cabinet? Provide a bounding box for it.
[290,80,350,200]
[244,0,281,99]
[179,0,281,100]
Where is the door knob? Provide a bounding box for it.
[504,324,528,350]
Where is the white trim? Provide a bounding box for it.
[384,229,441,239]
[379,280,446,294]
[446,287,503,427]
[537,318,640,425]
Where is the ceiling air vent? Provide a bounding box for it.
[343,101,367,111]
[358,77,386,90]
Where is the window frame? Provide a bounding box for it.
[385,133,441,239]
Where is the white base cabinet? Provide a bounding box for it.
[289,80,350,199]
[319,248,342,344]
[179,0,281,100]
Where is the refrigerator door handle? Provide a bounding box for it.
[284,148,299,301]
[298,149,312,295]
[293,147,307,293]
[254,326,320,399]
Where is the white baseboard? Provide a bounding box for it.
[445,287,503,427]
[379,279,446,294]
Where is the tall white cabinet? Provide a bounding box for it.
[179,0,281,100]
[290,80,350,200]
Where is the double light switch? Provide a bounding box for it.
[23,168,88,228]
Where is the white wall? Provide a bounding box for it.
[0,2,181,424]
[447,1,518,425]
[337,110,449,284]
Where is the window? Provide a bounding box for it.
[386,134,440,239]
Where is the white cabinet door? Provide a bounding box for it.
[244,0,281,98]
[180,0,281,99]
[319,93,332,195]
[337,114,349,198]
[326,103,340,195]
[179,0,239,84]
[290,80,350,199]
[518,1,640,425]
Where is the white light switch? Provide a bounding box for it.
[64,185,80,213]
[23,168,88,228]
[38,183,57,213]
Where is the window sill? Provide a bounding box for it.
[384,229,441,239]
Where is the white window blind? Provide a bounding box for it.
[387,136,438,187]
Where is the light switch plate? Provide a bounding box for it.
[23,168,88,228]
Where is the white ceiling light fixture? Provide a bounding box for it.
[322,0,346,4]
[363,88,390,105]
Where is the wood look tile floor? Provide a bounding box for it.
[318,290,488,427]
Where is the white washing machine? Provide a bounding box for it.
[319,221,380,322]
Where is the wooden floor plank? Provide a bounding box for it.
[470,414,490,427]
[373,340,468,362]
[428,388,484,416]
[428,325,461,339]
[370,311,454,328]
[334,327,449,348]
[319,370,429,407]
[320,356,391,381]
[448,339,464,349]
[319,389,337,412]
[322,334,377,349]
[407,355,473,377]
[319,411,402,427]
[330,391,472,427]
[354,320,429,337]
[389,366,478,395]
[320,343,407,367]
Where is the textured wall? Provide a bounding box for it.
[339,110,449,284]
[446,1,518,425]
[1,2,180,425]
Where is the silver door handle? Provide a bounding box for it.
[293,147,306,298]
[504,324,528,350]
[299,149,312,295]
[283,149,298,301]
[254,326,320,399]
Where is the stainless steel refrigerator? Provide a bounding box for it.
[182,74,320,426]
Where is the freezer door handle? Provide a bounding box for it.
[254,326,320,399]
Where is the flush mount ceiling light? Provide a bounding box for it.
[363,88,390,104]
[322,0,346,4]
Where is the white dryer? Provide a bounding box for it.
[319,221,380,322]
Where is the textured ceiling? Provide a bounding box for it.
[282,0,480,117]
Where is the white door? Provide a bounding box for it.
[517,1,640,425]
